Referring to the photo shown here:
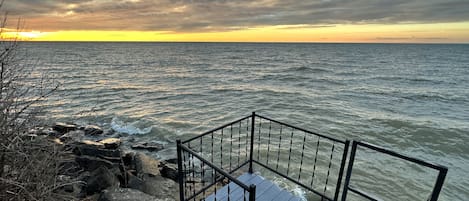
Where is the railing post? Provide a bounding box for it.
[249,184,256,201]
[341,141,357,201]
[428,167,448,201]
[176,140,185,201]
[334,140,350,201]
[249,112,256,173]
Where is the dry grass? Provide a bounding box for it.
[0,1,68,200]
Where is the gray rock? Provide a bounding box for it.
[159,162,178,182]
[126,172,144,190]
[140,175,179,200]
[53,122,77,134]
[86,166,120,195]
[135,153,160,178]
[122,152,135,168]
[59,130,85,143]
[164,158,178,164]
[98,188,174,201]
[76,155,116,171]
[73,141,121,158]
[99,138,121,149]
[131,142,164,152]
[85,125,104,135]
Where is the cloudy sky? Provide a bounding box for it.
[3,0,469,42]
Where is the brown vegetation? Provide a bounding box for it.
[0,2,67,200]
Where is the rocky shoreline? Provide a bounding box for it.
[29,122,179,201]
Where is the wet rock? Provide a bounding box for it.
[76,155,116,171]
[72,140,121,159]
[53,122,78,134]
[73,140,105,150]
[159,162,178,182]
[126,172,144,190]
[164,158,178,165]
[135,153,160,178]
[85,125,104,135]
[131,142,164,152]
[86,166,119,195]
[99,138,121,149]
[59,130,85,143]
[139,175,179,200]
[98,187,173,201]
[122,152,135,167]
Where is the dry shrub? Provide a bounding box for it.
[0,2,70,200]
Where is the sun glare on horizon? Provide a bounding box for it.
[2,0,469,43]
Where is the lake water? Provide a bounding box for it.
[21,42,469,201]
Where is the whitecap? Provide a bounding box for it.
[292,186,307,201]
[111,117,152,135]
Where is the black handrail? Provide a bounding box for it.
[177,113,448,201]
[341,141,448,201]
[177,140,256,201]
[253,113,349,201]
[179,142,251,190]
[182,115,251,144]
[255,114,347,144]
[178,112,349,201]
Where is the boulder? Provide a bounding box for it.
[98,188,174,201]
[85,125,104,135]
[86,166,120,195]
[72,141,121,159]
[99,138,121,149]
[135,153,160,178]
[164,158,178,165]
[81,140,106,148]
[126,172,144,190]
[76,155,116,171]
[122,152,135,168]
[53,122,78,134]
[140,175,179,200]
[159,162,178,182]
[131,142,164,152]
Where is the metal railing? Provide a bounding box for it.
[252,114,349,201]
[177,112,448,201]
[341,141,448,201]
[177,112,349,201]
[177,140,255,201]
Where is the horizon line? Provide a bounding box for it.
[15,40,469,45]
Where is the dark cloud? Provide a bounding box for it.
[4,0,469,32]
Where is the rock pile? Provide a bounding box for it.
[32,123,179,201]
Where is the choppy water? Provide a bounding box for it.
[21,42,468,201]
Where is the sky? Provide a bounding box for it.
[2,0,469,43]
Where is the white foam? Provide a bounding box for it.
[111,117,152,135]
[292,186,307,201]
[272,177,308,201]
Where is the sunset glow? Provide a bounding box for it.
[3,0,469,43]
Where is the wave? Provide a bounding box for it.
[285,66,332,74]
[111,117,152,135]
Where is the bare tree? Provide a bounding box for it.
[0,2,72,200]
